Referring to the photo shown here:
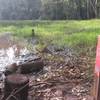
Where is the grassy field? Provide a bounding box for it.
[0,20,99,53]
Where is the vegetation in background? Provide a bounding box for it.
[0,0,100,20]
[0,20,99,53]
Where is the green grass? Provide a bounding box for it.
[0,19,99,51]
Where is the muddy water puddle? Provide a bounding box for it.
[0,33,31,72]
[0,46,30,72]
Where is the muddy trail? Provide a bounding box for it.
[0,33,95,100]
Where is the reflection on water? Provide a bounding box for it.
[0,45,29,72]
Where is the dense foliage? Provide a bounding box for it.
[0,0,100,20]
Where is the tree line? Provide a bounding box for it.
[0,0,100,20]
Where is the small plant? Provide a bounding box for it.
[32,29,35,36]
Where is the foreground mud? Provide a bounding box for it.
[0,33,95,100]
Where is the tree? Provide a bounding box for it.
[0,0,100,20]
[0,0,42,20]
[41,0,66,20]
